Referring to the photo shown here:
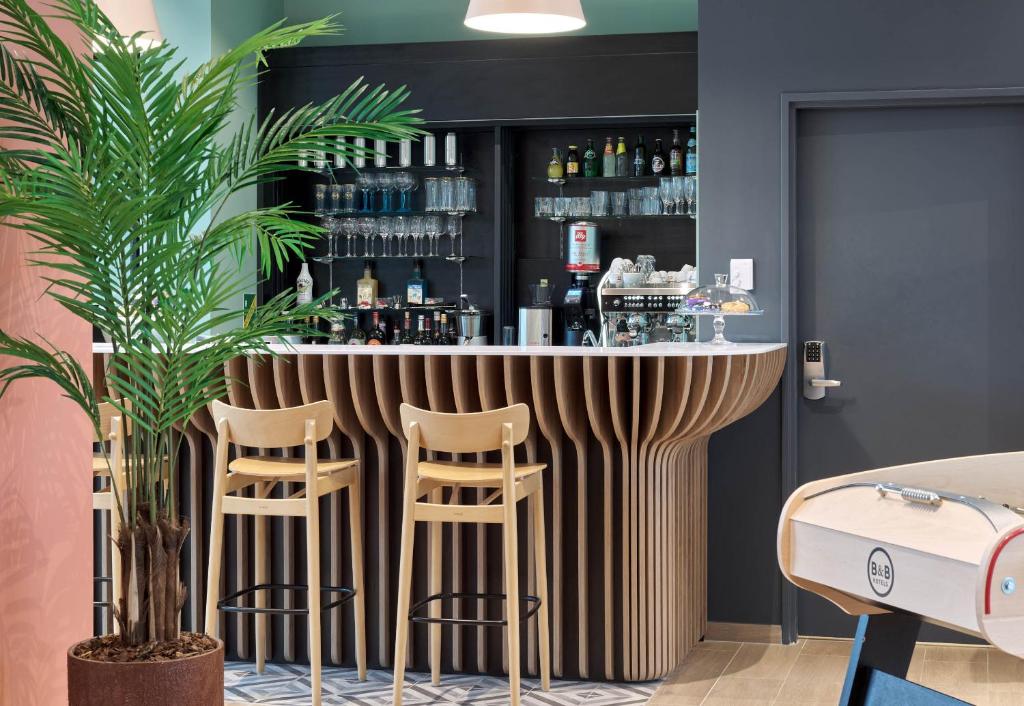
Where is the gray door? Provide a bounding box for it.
[795,104,1024,638]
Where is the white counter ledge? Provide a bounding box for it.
[92,341,786,357]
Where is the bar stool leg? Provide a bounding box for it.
[254,485,268,673]
[204,434,228,637]
[110,487,122,635]
[429,488,443,686]
[533,487,551,691]
[306,489,323,706]
[392,482,418,705]
[503,490,522,706]
[348,471,367,681]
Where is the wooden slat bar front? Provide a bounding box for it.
[91,342,785,682]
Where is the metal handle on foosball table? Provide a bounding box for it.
[875,483,942,506]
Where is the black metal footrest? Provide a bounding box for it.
[409,592,541,627]
[217,583,355,615]
[93,575,112,608]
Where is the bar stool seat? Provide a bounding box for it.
[228,455,358,478]
[417,459,545,485]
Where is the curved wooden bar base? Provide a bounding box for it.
[92,343,785,682]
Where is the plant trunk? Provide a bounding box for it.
[114,511,191,646]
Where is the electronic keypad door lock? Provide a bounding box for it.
[803,340,842,400]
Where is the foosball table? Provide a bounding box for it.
[778,452,1024,705]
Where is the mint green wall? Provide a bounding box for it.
[153,0,211,71]
[281,0,697,45]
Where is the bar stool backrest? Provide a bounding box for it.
[399,402,530,454]
[211,399,335,448]
[96,400,130,444]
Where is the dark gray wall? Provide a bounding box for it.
[700,0,1024,626]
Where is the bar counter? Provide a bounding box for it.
[91,342,785,682]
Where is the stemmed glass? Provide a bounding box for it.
[395,172,417,212]
[377,173,396,213]
[659,178,675,215]
[410,216,425,257]
[672,176,687,215]
[426,215,443,256]
[357,216,376,256]
[446,215,462,257]
[357,173,377,213]
[683,176,697,216]
[341,217,357,257]
[393,216,408,256]
[378,216,394,256]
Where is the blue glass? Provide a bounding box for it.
[380,188,394,213]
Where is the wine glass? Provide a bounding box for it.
[393,216,408,256]
[378,216,393,257]
[683,176,697,216]
[446,215,462,257]
[672,176,686,215]
[357,173,376,213]
[395,171,417,212]
[357,216,376,256]
[341,217,357,257]
[410,216,425,257]
[658,178,675,215]
[377,172,396,213]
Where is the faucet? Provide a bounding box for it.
[582,330,600,347]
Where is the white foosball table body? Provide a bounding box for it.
[778,451,1024,656]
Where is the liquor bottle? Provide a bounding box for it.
[356,261,377,309]
[414,315,431,345]
[685,126,697,176]
[651,139,667,175]
[437,313,451,345]
[632,136,647,177]
[400,311,415,345]
[431,311,442,344]
[446,314,459,345]
[669,129,684,176]
[602,137,615,177]
[390,325,402,346]
[546,147,564,179]
[347,315,367,345]
[615,137,628,177]
[296,262,313,305]
[565,144,580,178]
[582,139,598,178]
[367,311,386,345]
[406,260,426,305]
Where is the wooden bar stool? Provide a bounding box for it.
[92,401,127,634]
[204,400,366,706]
[392,403,551,706]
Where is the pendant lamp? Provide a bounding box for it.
[465,0,586,34]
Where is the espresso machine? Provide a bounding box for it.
[562,273,600,346]
[598,275,696,346]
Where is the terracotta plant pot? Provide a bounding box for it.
[67,638,223,706]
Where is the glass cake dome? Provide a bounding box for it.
[677,273,763,344]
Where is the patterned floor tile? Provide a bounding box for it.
[224,661,659,705]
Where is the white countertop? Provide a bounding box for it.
[92,342,785,357]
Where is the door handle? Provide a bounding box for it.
[810,378,841,388]
[803,341,840,400]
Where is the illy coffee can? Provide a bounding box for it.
[399,139,412,167]
[566,221,600,272]
[334,136,347,168]
[353,137,366,168]
[444,132,457,167]
[373,139,388,167]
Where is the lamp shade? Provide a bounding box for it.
[464,0,586,34]
[95,0,163,47]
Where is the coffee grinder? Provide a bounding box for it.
[562,273,599,346]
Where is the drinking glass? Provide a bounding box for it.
[340,183,357,212]
[313,183,327,217]
[378,216,393,256]
[423,177,440,212]
[684,176,697,215]
[573,196,591,218]
[395,172,417,212]
[341,217,357,257]
[554,196,571,219]
[357,173,376,213]
[410,215,425,256]
[612,191,628,216]
[377,172,396,213]
[672,176,686,214]
[590,191,609,216]
[455,177,474,213]
[357,216,376,256]
[439,177,456,213]
[643,187,660,215]
[393,215,408,256]
[535,197,554,217]
[426,215,443,256]
[628,188,642,216]
[658,178,675,215]
[328,184,343,214]
[446,214,462,257]
[466,178,477,212]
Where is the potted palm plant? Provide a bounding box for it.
[0,1,421,703]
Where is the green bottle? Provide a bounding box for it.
[582,139,599,178]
